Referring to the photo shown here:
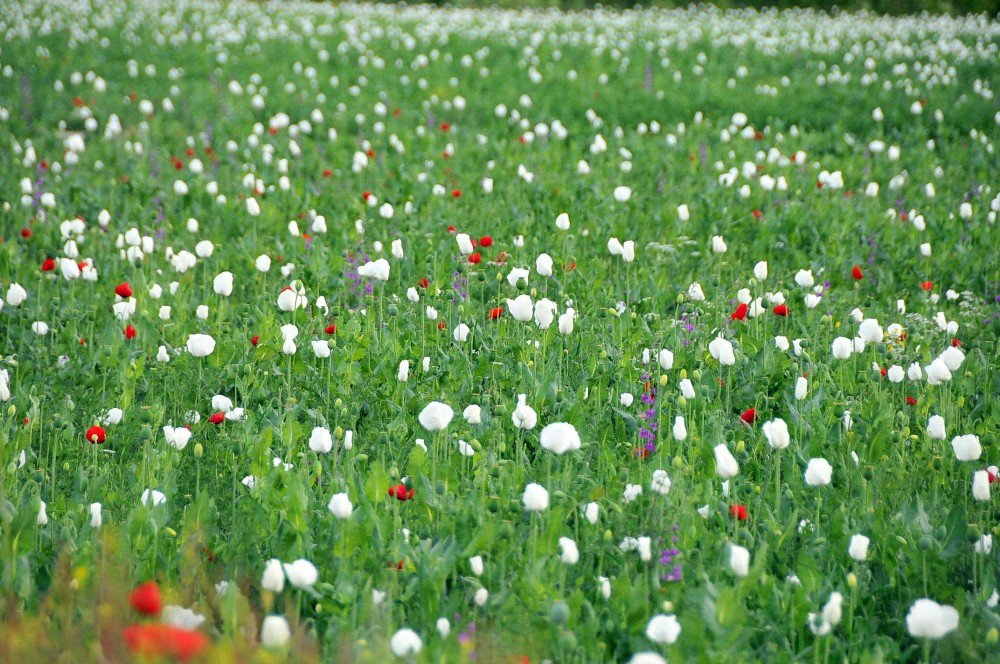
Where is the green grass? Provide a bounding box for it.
[0,1,998,662]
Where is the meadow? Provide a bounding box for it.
[0,1,998,661]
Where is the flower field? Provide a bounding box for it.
[0,1,998,661]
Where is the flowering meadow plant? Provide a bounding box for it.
[0,0,998,661]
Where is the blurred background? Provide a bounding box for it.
[350,0,1000,16]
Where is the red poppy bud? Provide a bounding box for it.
[951,338,961,347]
[250,335,260,346]
[128,582,162,616]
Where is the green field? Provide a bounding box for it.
[0,1,998,662]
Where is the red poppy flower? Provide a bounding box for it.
[417,278,429,289]
[437,322,446,331]
[128,581,162,616]
[440,122,451,131]
[752,208,762,220]
[467,252,481,264]
[905,396,917,406]
[488,307,503,320]
[250,335,260,346]
[852,265,864,280]
[987,468,998,484]
[879,367,888,377]
[772,304,789,316]
[322,169,332,178]
[447,225,456,233]
[729,504,748,521]
[21,228,32,238]
[479,236,493,248]
[730,303,748,321]
[388,484,415,501]
[324,324,337,334]
[115,283,133,298]
[388,560,405,570]
[72,95,85,107]
[41,258,56,272]
[920,281,934,291]
[124,325,137,340]
[951,338,961,347]
[366,148,375,158]
[740,408,757,425]
[85,425,106,444]
[208,412,225,425]
[362,191,372,201]
[633,447,650,460]
[451,189,461,198]
[122,624,208,662]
